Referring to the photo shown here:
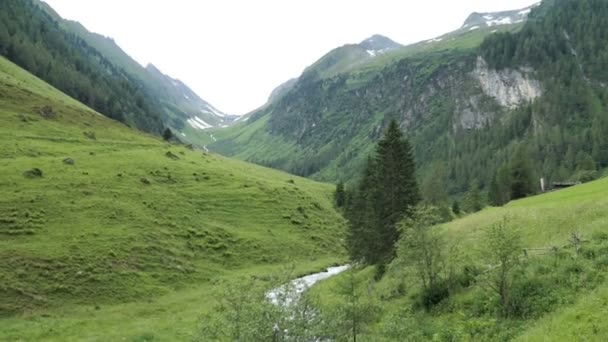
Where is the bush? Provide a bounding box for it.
[416,282,450,310]
[570,170,597,183]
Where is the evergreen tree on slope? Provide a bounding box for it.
[347,120,420,266]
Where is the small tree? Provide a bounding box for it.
[335,181,346,208]
[451,200,461,215]
[483,217,522,316]
[196,277,272,341]
[163,127,173,142]
[397,206,447,308]
[329,270,379,342]
[197,270,327,342]
[510,145,535,200]
[464,180,483,213]
[489,164,512,206]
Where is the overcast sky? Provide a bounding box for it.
[43,0,538,115]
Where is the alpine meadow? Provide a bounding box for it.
[2,0,608,341]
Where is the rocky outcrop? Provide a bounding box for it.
[472,56,542,109]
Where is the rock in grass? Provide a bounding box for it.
[83,131,96,140]
[140,177,151,185]
[38,105,56,119]
[63,158,75,165]
[165,151,180,160]
[23,168,43,178]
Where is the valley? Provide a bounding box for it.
[2,0,608,340]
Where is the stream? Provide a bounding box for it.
[267,265,350,306]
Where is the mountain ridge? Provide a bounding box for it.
[52,4,236,132]
[210,0,607,200]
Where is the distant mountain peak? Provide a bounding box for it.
[461,2,540,31]
[359,34,402,57]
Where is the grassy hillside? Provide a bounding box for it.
[0,56,346,340]
[312,176,608,341]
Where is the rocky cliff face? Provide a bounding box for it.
[472,57,543,109]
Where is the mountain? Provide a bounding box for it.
[268,78,299,103]
[461,2,540,31]
[143,63,238,132]
[57,17,235,131]
[0,55,345,338]
[210,0,607,198]
[44,1,240,136]
[300,34,403,80]
[0,0,229,139]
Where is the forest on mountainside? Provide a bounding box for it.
[212,0,608,208]
[0,0,166,133]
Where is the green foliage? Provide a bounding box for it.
[489,164,512,206]
[346,121,420,266]
[311,176,608,341]
[196,266,381,342]
[335,181,346,208]
[510,145,536,200]
[325,269,380,342]
[464,180,484,213]
[483,217,523,316]
[162,128,173,142]
[196,278,273,341]
[195,270,328,342]
[397,206,450,309]
[451,200,461,215]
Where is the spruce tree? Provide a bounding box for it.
[489,164,512,206]
[335,181,346,208]
[346,158,378,263]
[374,120,420,263]
[163,128,173,142]
[346,120,420,266]
[510,146,535,200]
[488,175,501,207]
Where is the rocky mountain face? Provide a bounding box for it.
[212,0,608,194]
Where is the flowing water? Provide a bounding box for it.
[267,265,350,306]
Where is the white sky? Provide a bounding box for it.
[43,0,538,115]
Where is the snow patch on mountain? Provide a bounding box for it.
[359,35,402,58]
[461,3,539,30]
[187,117,213,130]
[427,37,443,43]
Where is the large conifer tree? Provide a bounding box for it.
[347,120,420,265]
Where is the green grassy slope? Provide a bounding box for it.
[312,177,608,341]
[0,56,346,340]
